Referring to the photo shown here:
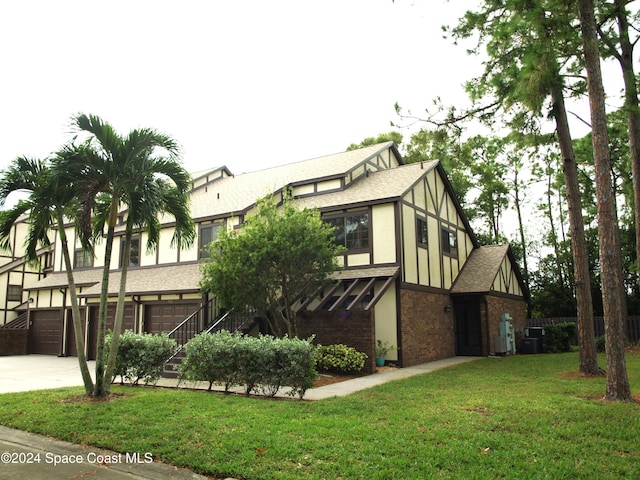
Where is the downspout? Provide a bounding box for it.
[132,296,143,333]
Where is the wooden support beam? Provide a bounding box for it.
[328,279,361,312]
[364,274,397,311]
[310,281,343,312]
[346,277,377,311]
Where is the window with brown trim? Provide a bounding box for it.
[120,236,140,267]
[7,284,22,302]
[199,223,223,259]
[441,227,458,257]
[325,212,369,251]
[74,248,94,269]
[417,216,428,248]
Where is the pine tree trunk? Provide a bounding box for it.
[551,82,603,375]
[578,0,631,400]
[614,0,640,340]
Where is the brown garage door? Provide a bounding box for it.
[29,309,63,355]
[145,303,199,335]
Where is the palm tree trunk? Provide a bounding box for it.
[578,0,631,400]
[551,81,604,375]
[57,212,94,395]
[94,201,119,397]
[104,221,133,390]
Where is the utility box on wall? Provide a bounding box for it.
[494,313,515,355]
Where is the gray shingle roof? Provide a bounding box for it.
[187,142,397,220]
[297,161,438,211]
[79,263,202,297]
[450,245,509,294]
[30,263,202,297]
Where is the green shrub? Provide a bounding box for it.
[105,330,177,385]
[315,344,367,373]
[179,330,243,392]
[595,335,606,352]
[180,332,317,399]
[542,322,577,353]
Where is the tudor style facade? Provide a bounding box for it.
[0,142,528,371]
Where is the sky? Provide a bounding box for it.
[0,0,483,175]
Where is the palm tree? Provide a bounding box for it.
[60,113,195,396]
[0,152,95,394]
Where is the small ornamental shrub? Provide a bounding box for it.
[315,344,367,373]
[543,322,577,353]
[180,332,317,399]
[179,330,243,392]
[595,335,606,353]
[105,330,177,385]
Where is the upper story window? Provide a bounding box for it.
[7,284,22,302]
[120,237,140,267]
[325,211,369,251]
[74,248,94,269]
[199,223,222,259]
[417,217,428,248]
[441,227,458,257]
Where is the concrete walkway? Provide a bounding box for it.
[0,354,482,479]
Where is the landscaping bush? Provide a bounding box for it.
[269,336,317,399]
[315,344,367,373]
[595,335,606,352]
[179,330,243,392]
[542,322,577,353]
[180,332,317,399]
[105,330,177,385]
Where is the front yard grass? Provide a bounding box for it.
[1,351,639,479]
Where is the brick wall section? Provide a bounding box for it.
[485,295,527,355]
[399,288,455,366]
[298,310,376,374]
[0,329,28,355]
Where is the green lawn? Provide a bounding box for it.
[1,351,638,479]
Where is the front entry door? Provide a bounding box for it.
[454,299,482,356]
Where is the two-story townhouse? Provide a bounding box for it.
[2,142,527,371]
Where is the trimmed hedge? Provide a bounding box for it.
[542,322,577,353]
[315,344,367,373]
[105,330,177,385]
[179,332,317,399]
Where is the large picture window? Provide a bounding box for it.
[326,212,369,251]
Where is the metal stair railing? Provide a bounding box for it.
[203,306,258,335]
[166,298,219,358]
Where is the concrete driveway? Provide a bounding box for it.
[0,355,95,394]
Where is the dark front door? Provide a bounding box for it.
[454,299,483,356]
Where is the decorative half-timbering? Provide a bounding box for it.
[0,141,527,366]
